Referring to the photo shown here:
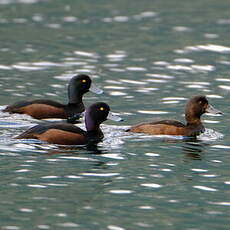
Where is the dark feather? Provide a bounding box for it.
[4,99,65,112]
[147,120,185,127]
[17,123,85,139]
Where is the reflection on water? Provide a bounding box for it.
[0,0,229,229]
[182,141,206,160]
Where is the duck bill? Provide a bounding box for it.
[89,83,103,94]
[206,104,223,115]
[107,112,123,122]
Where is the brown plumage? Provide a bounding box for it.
[3,74,102,123]
[127,95,222,137]
[16,102,122,145]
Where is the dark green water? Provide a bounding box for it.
[0,0,230,229]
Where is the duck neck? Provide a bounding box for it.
[68,80,86,104]
[185,113,202,126]
[68,91,83,105]
[85,112,99,133]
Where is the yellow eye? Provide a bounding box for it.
[82,79,87,83]
[100,107,104,111]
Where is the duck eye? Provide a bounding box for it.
[81,79,87,83]
[99,107,104,111]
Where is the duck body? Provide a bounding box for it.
[17,102,122,145]
[128,119,204,136]
[3,74,102,123]
[128,95,222,137]
[16,123,102,145]
[3,99,84,120]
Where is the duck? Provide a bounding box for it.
[16,102,122,145]
[3,74,102,123]
[127,95,222,137]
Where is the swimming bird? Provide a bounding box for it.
[127,95,222,137]
[16,102,122,145]
[3,74,103,123]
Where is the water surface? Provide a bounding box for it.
[0,0,230,229]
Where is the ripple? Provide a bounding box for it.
[113,16,129,22]
[100,153,124,160]
[191,169,208,172]
[218,60,230,65]
[203,120,219,124]
[80,173,120,177]
[176,44,230,54]
[145,152,160,157]
[173,58,194,63]
[179,81,210,87]
[120,79,147,85]
[0,0,39,4]
[137,110,169,115]
[204,33,219,39]
[167,64,215,72]
[201,174,218,178]
[108,225,125,230]
[12,63,47,71]
[59,156,96,161]
[63,16,78,22]
[167,65,192,71]
[139,11,157,18]
[135,87,158,93]
[215,78,230,82]
[41,176,60,179]
[161,97,186,104]
[19,208,33,212]
[160,168,172,172]
[153,61,170,66]
[191,65,215,72]
[208,202,230,206]
[198,129,224,141]
[206,94,223,99]
[104,86,128,90]
[74,51,99,58]
[15,169,30,173]
[141,183,162,188]
[54,213,67,217]
[126,67,146,71]
[108,91,127,96]
[0,65,12,70]
[46,24,61,29]
[102,17,113,23]
[109,68,126,72]
[173,26,192,32]
[193,185,217,192]
[37,225,49,229]
[27,184,47,188]
[106,52,127,62]
[56,222,79,228]
[2,227,20,230]
[218,85,230,90]
[44,183,68,187]
[31,14,43,21]
[32,61,64,67]
[211,145,230,149]
[109,190,134,194]
[146,73,175,79]
[138,206,155,210]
